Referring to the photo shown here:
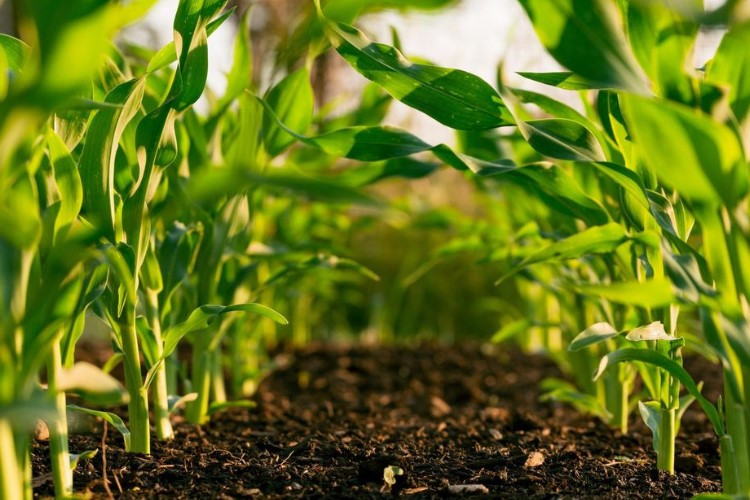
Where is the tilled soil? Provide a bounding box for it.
[32,343,722,498]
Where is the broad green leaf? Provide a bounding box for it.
[510,87,589,123]
[569,322,620,351]
[518,0,647,92]
[57,362,128,406]
[638,400,663,452]
[623,95,747,207]
[594,348,723,435]
[518,118,605,162]
[515,223,629,268]
[0,180,41,249]
[517,71,601,90]
[147,8,235,73]
[220,9,253,106]
[47,131,83,243]
[706,22,750,124]
[313,126,431,161]
[145,303,288,389]
[172,0,229,110]
[67,405,131,450]
[575,279,674,308]
[262,68,314,156]
[79,78,146,241]
[140,245,163,292]
[590,162,650,210]
[0,34,30,72]
[186,168,380,206]
[256,92,518,176]
[321,9,513,130]
[167,304,287,352]
[626,1,699,102]
[158,222,201,312]
[338,157,439,186]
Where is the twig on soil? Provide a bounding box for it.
[101,421,114,499]
[279,450,295,466]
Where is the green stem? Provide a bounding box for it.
[0,418,22,500]
[185,347,211,425]
[210,349,226,404]
[656,408,675,474]
[618,373,629,434]
[14,432,31,500]
[47,340,72,499]
[119,309,150,453]
[725,398,750,493]
[721,434,741,495]
[144,290,173,441]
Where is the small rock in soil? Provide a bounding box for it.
[448,484,490,494]
[430,396,451,417]
[524,451,545,467]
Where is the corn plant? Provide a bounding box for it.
[304,0,750,493]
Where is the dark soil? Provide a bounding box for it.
[32,343,722,498]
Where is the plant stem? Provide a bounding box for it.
[119,309,150,453]
[725,397,750,493]
[145,290,173,441]
[721,434,741,495]
[210,349,226,404]
[186,346,211,425]
[656,408,675,474]
[0,418,22,500]
[47,339,72,499]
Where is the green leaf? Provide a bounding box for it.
[69,449,98,471]
[706,22,750,124]
[262,68,314,156]
[518,118,605,162]
[172,0,229,111]
[57,362,128,406]
[540,378,612,421]
[594,348,723,435]
[147,7,235,73]
[518,0,647,92]
[321,9,513,130]
[167,392,198,414]
[0,179,42,249]
[590,162,650,210]
[313,126,431,161]
[143,303,288,390]
[569,322,620,351]
[638,400,663,452]
[513,223,629,269]
[0,34,30,72]
[67,405,131,450]
[517,71,601,90]
[575,279,674,308]
[186,168,380,206]
[0,399,57,432]
[166,304,287,354]
[47,131,83,243]
[220,8,253,106]
[623,95,748,207]
[626,1,699,102]
[78,78,146,241]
